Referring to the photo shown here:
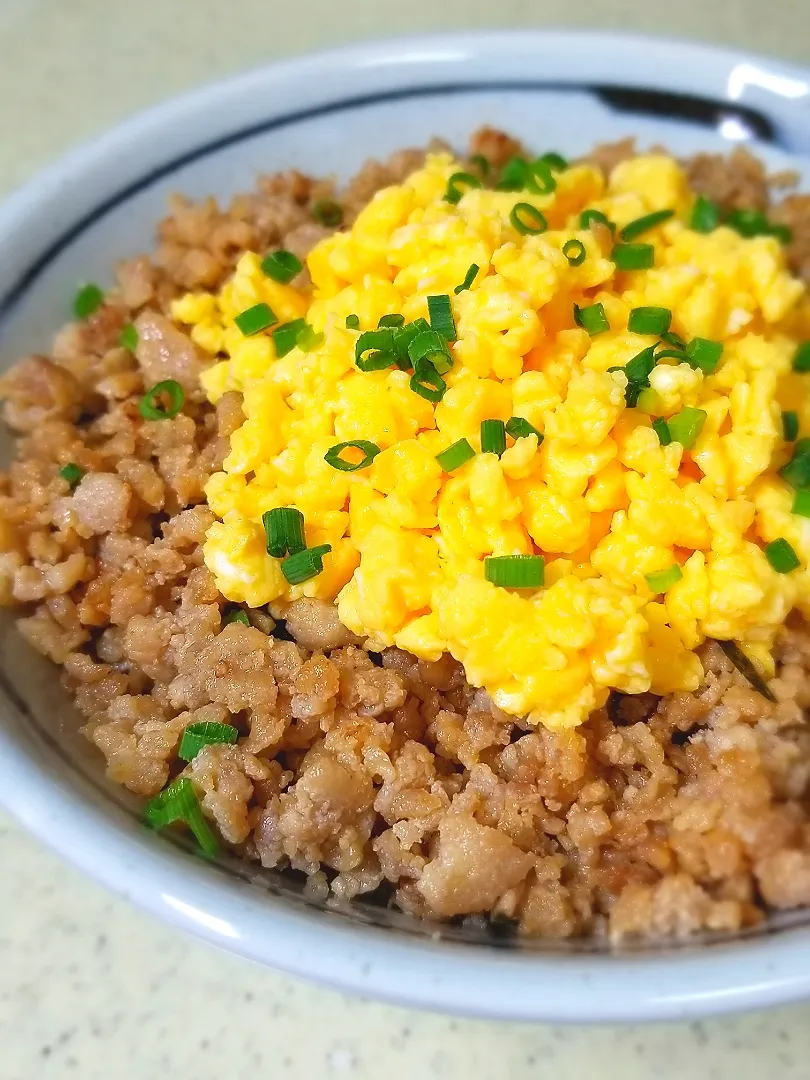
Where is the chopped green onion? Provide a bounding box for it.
[562,239,586,266]
[783,411,800,442]
[407,328,451,366]
[262,507,306,558]
[645,564,683,593]
[427,294,457,342]
[574,302,610,336]
[510,202,548,235]
[620,209,674,242]
[485,554,545,589]
[496,156,530,192]
[716,639,776,702]
[526,158,557,194]
[668,407,707,450]
[324,440,381,473]
[454,263,479,293]
[312,199,343,227]
[235,302,278,337]
[792,489,810,517]
[793,343,810,372]
[580,208,615,233]
[378,313,405,328]
[139,379,185,421]
[539,151,568,171]
[223,608,250,626]
[59,463,84,486]
[444,171,482,205]
[409,357,447,403]
[391,318,430,369]
[480,419,506,457]
[628,306,672,336]
[355,327,396,371]
[345,314,360,330]
[780,442,810,489]
[272,318,308,358]
[297,324,324,353]
[73,283,104,320]
[690,195,721,233]
[652,417,672,446]
[612,243,655,271]
[505,416,542,441]
[685,337,724,374]
[769,223,794,245]
[281,544,331,585]
[725,208,775,239]
[179,722,239,761]
[435,438,475,472]
[144,778,217,858]
[469,153,490,176]
[765,537,800,574]
[260,250,303,284]
[624,345,657,384]
[119,323,138,352]
[652,349,689,364]
[660,330,686,350]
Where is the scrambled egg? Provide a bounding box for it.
[173,151,810,730]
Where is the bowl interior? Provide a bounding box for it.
[3,32,810,1019]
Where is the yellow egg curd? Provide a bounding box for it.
[171,150,810,730]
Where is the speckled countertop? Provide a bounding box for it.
[2,1,810,1076]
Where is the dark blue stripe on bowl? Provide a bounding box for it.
[0,79,774,323]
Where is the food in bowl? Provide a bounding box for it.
[3,127,810,940]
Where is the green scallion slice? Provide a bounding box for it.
[539,151,568,171]
[272,318,308,358]
[725,208,771,238]
[716,639,776,702]
[179,721,239,762]
[685,337,724,374]
[435,438,475,472]
[690,195,722,233]
[312,199,343,227]
[235,302,278,337]
[612,243,655,271]
[652,417,671,446]
[444,171,483,205]
[580,208,615,233]
[355,327,396,371]
[660,330,687,350]
[628,307,672,336]
[620,209,674,242]
[562,239,587,266]
[624,345,657,385]
[480,419,506,457]
[345,314,360,330]
[139,379,185,421]
[262,507,306,558]
[409,357,447,403]
[119,323,138,352]
[324,440,381,473]
[73,283,104,320]
[783,411,800,442]
[378,313,405,328]
[59,463,84,487]
[793,343,810,372]
[496,156,530,192]
[223,608,250,626]
[765,537,800,574]
[526,158,557,194]
[454,264,479,294]
[427,294,457,342]
[469,153,490,176]
[281,544,332,585]
[574,302,610,336]
[485,554,545,589]
[505,416,542,441]
[792,489,810,518]
[260,250,303,284]
[668,406,707,450]
[781,441,810,489]
[144,778,217,858]
[645,564,683,593]
[407,328,451,366]
[510,202,548,235]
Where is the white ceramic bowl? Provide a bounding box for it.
[2,30,810,1023]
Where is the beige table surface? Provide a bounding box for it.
[2,1,810,1077]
